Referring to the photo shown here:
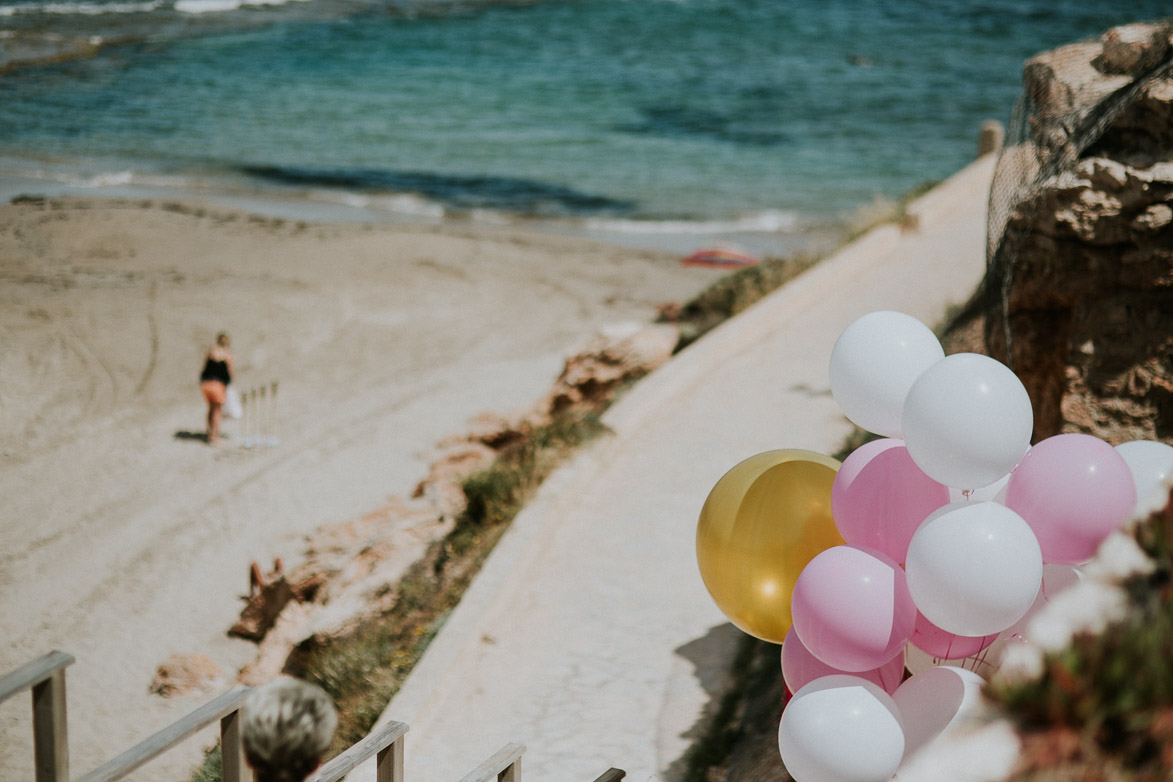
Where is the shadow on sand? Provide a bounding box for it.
[665,624,788,782]
[662,623,742,780]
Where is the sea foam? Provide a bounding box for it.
[0,0,160,15]
[585,209,801,235]
[174,0,309,13]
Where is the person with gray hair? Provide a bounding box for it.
[241,677,339,782]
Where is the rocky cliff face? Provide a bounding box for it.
[983,20,1173,443]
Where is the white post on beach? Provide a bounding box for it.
[241,388,249,448]
[268,381,279,446]
[254,387,262,447]
[258,384,267,446]
[247,387,258,447]
[236,382,278,449]
[238,391,247,448]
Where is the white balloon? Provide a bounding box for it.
[901,353,1033,489]
[893,666,986,761]
[779,675,906,782]
[905,501,1042,637]
[829,311,945,438]
[1115,440,1173,515]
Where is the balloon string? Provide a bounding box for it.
[962,488,974,500]
[969,644,994,675]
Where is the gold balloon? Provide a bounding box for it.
[696,449,842,644]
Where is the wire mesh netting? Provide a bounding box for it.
[984,19,1173,372]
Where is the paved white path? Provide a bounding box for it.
[354,154,998,782]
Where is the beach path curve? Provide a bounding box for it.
[351,153,998,782]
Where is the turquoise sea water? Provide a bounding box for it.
[0,0,1168,250]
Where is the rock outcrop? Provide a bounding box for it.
[541,322,680,415]
[984,20,1173,443]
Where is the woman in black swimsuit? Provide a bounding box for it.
[199,332,235,445]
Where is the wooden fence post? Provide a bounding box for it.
[32,669,69,782]
[220,705,251,782]
[497,756,520,782]
[458,743,524,782]
[375,733,404,782]
[269,382,279,445]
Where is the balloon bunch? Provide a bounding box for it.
[696,310,1173,782]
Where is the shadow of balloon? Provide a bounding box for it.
[663,624,788,782]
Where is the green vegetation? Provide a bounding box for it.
[990,499,1173,779]
[667,254,819,351]
[189,746,222,782]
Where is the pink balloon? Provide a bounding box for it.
[908,610,996,660]
[791,545,917,672]
[782,627,905,695]
[833,441,950,564]
[833,438,903,500]
[1005,433,1137,565]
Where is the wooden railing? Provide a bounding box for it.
[590,771,626,782]
[0,650,75,782]
[307,720,407,782]
[75,686,252,782]
[2,651,624,782]
[457,743,524,782]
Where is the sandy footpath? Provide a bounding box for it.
[0,197,716,780]
[351,153,997,782]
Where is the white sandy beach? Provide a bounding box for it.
[0,196,717,780]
